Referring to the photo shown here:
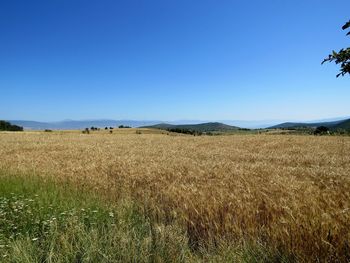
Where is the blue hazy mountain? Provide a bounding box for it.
[7,116,350,130]
[7,120,161,130]
[7,119,276,130]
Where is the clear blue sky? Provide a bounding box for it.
[1,0,349,122]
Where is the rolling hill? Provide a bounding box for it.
[7,117,350,131]
[7,120,241,131]
[142,122,240,132]
[333,119,350,130]
[269,118,350,130]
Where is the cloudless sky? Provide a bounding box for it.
[1,0,349,122]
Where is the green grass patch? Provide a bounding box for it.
[0,172,196,262]
[0,171,295,262]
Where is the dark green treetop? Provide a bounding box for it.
[322,20,350,77]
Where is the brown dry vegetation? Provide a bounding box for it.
[0,130,349,262]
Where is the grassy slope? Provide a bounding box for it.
[0,171,291,263]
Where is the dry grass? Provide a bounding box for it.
[0,130,349,261]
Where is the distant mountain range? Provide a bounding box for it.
[7,120,161,130]
[7,119,279,130]
[5,117,350,131]
[269,118,350,130]
[142,122,239,132]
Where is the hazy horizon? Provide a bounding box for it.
[5,115,350,131]
[6,113,350,124]
[6,115,350,124]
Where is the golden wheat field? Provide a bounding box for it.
[1,130,350,261]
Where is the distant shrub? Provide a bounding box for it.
[118,125,131,129]
[136,130,142,134]
[82,128,90,134]
[44,129,52,132]
[314,126,329,135]
[109,130,113,134]
[0,120,23,131]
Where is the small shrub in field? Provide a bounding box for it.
[314,126,329,135]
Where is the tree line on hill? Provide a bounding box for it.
[166,128,203,136]
[82,125,131,134]
[0,120,23,131]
